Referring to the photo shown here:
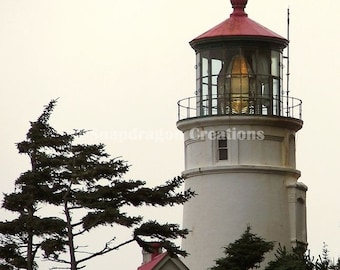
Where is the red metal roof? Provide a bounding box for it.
[191,0,287,46]
[137,252,168,270]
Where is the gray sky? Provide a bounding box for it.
[1,0,339,269]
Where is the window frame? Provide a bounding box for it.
[217,138,229,161]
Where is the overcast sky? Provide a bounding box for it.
[1,0,340,269]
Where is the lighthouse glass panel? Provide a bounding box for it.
[196,52,201,112]
[195,46,284,117]
[201,57,209,115]
[211,59,222,114]
[271,50,283,115]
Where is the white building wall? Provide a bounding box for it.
[178,116,307,270]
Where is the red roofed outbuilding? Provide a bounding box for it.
[137,252,189,270]
[137,243,189,270]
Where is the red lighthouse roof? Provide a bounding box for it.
[190,0,288,48]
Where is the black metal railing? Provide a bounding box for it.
[177,95,302,121]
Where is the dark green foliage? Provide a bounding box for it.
[330,258,340,270]
[40,238,66,259]
[314,243,340,270]
[0,242,26,269]
[134,220,189,256]
[265,242,340,270]
[0,216,65,236]
[265,244,314,270]
[211,225,274,270]
[0,100,194,270]
[317,242,331,270]
[0,100,70,270]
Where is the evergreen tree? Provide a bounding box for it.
[265,244,314,270]
[317,242,331,270]
[265,242,340,270]
[316,243,340,270]
[330,258,340,270]
[0,100,194,270]
[0,100,74,269]
[211,225,274,270]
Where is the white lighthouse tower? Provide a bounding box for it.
[177,1,307,269]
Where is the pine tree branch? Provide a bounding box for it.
[73,229,87,237]
[46,257,70,265]
[68,206,83,210]
[71,221,83,228]
[76,238,135,265]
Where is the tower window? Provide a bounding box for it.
[218,139,228,160]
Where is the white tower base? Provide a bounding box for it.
[178,116,307,270]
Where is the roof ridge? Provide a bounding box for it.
[137,252,168,270]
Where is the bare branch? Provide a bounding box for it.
[77,238,135,265]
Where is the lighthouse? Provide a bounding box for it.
[177,1,307,269]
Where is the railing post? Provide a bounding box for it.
[178,102,180,120]
[299,100,302,120]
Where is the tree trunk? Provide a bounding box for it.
[26,151,37,270]
[64,200,77,270]
[27,206,34,270]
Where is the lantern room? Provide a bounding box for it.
[178,0,302,120]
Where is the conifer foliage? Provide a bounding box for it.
[265,244,314,270]
[211,228,340,270]
[0,100,194,270]
[211,225,274,270]
[266,243,340,270]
